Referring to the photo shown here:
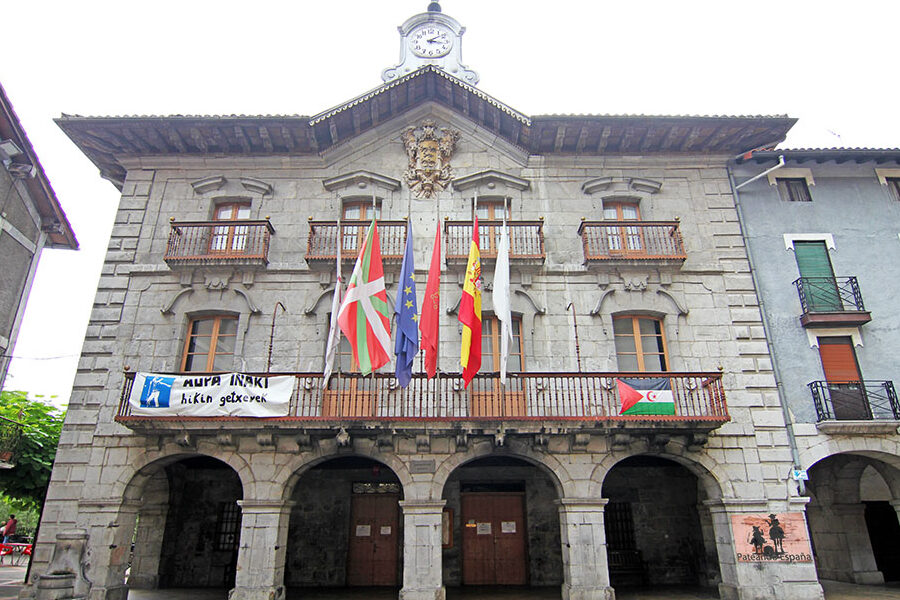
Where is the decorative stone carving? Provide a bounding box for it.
[401,120,460,198]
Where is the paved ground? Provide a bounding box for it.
[1,567,899,600]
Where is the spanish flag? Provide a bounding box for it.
[459,216,482,388]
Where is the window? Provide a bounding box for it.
[887,178,900,202]
[603,201,642,252]
[776,178,812,202]
[793,241,841,311]
[215,502,241,551]
[181,315,238,372]
[210,202,251,253]
[817,336,869,420]
[481,315,524,372]
[342,199,382,253]
[475,200,512,257]
[613,316,668,372]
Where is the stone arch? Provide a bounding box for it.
[120,445,252,503]
[800,436,900,476]
[592,448,729,500]
[803,445,900,502]
[431,438,570,500]
[277,443,414,501]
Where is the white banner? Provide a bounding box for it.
[128,372,293,417]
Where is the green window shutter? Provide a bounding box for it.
[794,241,841,311]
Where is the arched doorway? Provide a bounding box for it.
[806,452,900,584]
[127,455,243,591]
[285,456,403,591]
[440,455,563,591]
[602,455,720,592]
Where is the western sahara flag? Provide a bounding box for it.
[617,377,676,415]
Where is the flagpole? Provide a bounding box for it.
[436,189,441,417]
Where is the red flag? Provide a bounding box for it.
[419,225,442,378]
[459,217,482,388]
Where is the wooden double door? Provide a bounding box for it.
[347,493,399,586]
[461,492,527,585]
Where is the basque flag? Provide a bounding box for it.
[394,221,419,387]
[617,377,675,415]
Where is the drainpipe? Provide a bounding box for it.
[727,158,806,495]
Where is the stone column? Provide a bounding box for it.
[832,503,883,584]
[399,500,445,600]
[125,505,166,589]
[555,498,614,600]
[228,500,294,600]
[706,498,823,600]
[77,499,140,600]
[891,499,900,524]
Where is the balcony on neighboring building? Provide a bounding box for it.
[578,220,686,265]
[444,220,545,264]
[115,371,729,435]
[0,416,24,469]
[810,380,900,432]
[164,220,275,268]
[794,276,872,327]
[306,220,407,265]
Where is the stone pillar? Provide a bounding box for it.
[555,498,614,600]
[891,499,900,524]
[399,500,445,600]
[706,498,823,600]
[125,505,166,589]
[78,499,140,600]
[228,500,294,600]
[832,503,883,584]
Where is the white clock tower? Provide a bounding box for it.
[382,2,479,84]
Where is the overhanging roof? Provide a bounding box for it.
[56,66,796,190]
[0,83,78,249]
[742,148,900,165]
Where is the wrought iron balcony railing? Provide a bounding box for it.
[794,277,871,327]
[444,220,545,263]
[164,220,274,267]
[306,221,407,263]
[0,416,24,468]
[116,371,728,428]
[578,221,686,263]
[809,380,899,422]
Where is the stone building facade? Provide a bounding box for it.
[731,150,900,586]
[26,6,836,600]
[0,82,78,391]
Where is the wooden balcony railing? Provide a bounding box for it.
[444,220,545,263]
[794,276,871,327]
[809,380,899,422]
[164,220,274,267]
[306,221,407,263]
[116,371,728,428]
[578,221,686,263]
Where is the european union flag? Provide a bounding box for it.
[394,221,419,387]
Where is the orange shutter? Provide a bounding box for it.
[817,337,861,383]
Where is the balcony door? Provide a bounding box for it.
[210,202,251,254]
[817,336,870,420]
[469,316,525,417]
[794,241,841,312]
[342,200,381,254]
[475,200,511,258]
[603,202,643,253]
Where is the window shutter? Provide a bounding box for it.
[794,241,841,311]
[817,337,861,383]
[793,241,833,278]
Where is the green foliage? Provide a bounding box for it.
[0,391,66,510]
[0,495,38,538]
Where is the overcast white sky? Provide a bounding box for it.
[3,0,899,404]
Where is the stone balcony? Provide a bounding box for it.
[164,219,275,268]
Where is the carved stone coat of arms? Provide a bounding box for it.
[401,119,460,199]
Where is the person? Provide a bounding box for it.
[3,515,16,544]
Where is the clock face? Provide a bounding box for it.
[410,25,453,58]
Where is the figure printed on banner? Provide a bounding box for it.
[732,512,812,563]
[141,375,175,408]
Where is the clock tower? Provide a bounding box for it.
[382,2,479,84]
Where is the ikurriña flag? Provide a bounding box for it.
[459,216,482,388]
[394,221,418,388]
[337,220,392,375]
[419,224,442,378]
[617,377,675,415]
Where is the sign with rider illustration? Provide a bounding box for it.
[731,513,813,563]
[128,372,293,417]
